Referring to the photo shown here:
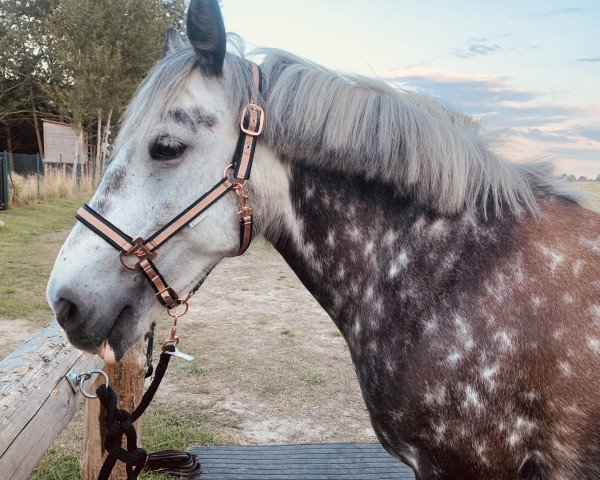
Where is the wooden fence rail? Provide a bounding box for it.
[0,321,102,479]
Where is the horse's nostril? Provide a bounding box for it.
[55,297,80,328]
[67,301,78,319]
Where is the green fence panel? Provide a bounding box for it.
[1,151,8,210]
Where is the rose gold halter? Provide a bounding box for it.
[76,62,264,344]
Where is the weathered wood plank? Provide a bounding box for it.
[0,321,102,480]
[189,443,416,479]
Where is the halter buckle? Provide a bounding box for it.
[232,183,254,220]
[240,103,265,136]
[119,237,157,271]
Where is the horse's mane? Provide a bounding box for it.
[118,36,579,217]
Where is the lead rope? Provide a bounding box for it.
[96,344,201,480]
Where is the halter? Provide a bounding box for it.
[75,62,264,342]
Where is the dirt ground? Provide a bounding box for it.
[2,232,376,451]
[153,240,376,444]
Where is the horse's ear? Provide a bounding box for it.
[163,27,186,56]
[186,0,226,76]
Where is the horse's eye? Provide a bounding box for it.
[150,139,187,160]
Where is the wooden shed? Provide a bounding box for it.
[42,120,89,166]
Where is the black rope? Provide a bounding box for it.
[96,345,201,479]
[144,325,155,379]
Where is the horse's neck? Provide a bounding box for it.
[264,162,518,337]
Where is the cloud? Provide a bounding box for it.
[382,68,537,114]
[518,7,585,18]
[380,69,588,129]
[451,38,502,59]
[517,128,573,143]
[578,58,600,63]
[490,104,583,128]
[378,67,600,174]
[573,125,600,142]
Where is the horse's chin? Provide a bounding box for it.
[64,304,142,362]
[104,304,141,361]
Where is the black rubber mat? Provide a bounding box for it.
[189,442,415,479]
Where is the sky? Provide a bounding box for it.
[218,0,600,177]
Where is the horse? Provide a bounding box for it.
[47,1,600,478]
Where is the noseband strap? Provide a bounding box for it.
[76,62,263,309]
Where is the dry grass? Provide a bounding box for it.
[571,181,600,212]
[9,169,95,207]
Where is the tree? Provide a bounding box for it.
[596,174,600,183]
[1,0,186,168]
[44,0,186,173]
[0,0,60,155]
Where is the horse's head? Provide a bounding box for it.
[47,0,284,359]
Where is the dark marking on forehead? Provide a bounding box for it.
[93,165,127,214]
[105,165,127,194]
[168,107,216,132]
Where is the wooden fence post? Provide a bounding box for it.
[81,339,146,480]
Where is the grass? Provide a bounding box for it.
[301,370,328,386]
[260,379,285,396]
[31,406,216,480]
[172,358,208,377]
[281,329,296,338]
[0,194,91,322]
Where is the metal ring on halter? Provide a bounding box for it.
[167,301,189,319]
[79,370,109,399]
[222,163,233,178]
[222,163,247,186]
[119,251,141,271]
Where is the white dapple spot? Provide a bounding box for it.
[474,442,488,463]
[553,328,565,340]
[383,229,398,246]
[424,384,447,406]
[326,230,335,247]
[304,185,315,199]
[453,315,475,352]
[508,432,521,447]
[558,361,572,377]
[580,236,600,254]
[462,385,483,412]
[494,330,515,352]
[537,244,564,273]
[573,259,585,276]
[424,317,438,334]
[481,364,498,379]
[589,304,600,323]
[429,219,448,237]
[363,240,375,258]
[446,350,463,366]
[433,421,447,443]
[388,250,409,278]
[587,337,600,353]
[562,293,574,305]
[374,298,384,315]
